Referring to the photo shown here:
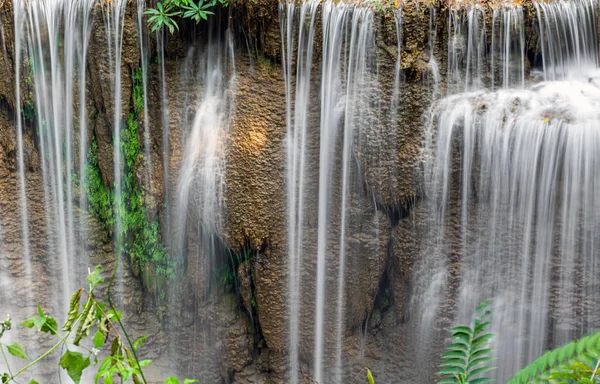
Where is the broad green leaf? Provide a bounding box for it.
[442,350,467,359]
[476,300,492,313]
[440,358,466,367]
[87,265,104,290]
[60,351,90,384]
[453,332,471,345]
[366,368,375,384]
[134,335,147,351]
[471,333,494,346]
[139,359,152,367]
[450,326,473,336]
[6,343,29,359]
[438,366,465,375]
[445,342,468,351]
[468,356,495,369]
[28,380,39,384]
[164,378,179,384]
[183,380,199,384]
[93,329,105,348]
[566,341,576,358]
[468,365,496,377]
[437,378,460,384]
[471,348,493,359]
[469,378,493,384]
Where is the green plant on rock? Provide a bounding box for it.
[0,265,197,384]
[119,68,175,285]
[83,67,175,293]
[85,137,114,230]
[145,1,183,33]
[508,332,600,384]
[145,0,227,34]
[437,300,496,383]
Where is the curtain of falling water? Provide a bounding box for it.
[158,30,171,235]
[447,5,525,93]
[171,21,236,380]
[102,0,128,299]
[136,0,153,188]
[4,0,94,379]
[280,1,319,382]
[78,0,95,279]
[22,0,95,314]
[416,0,600,381]
[313,5,351,381]
[281,2,378,382]
[11,0,31,305]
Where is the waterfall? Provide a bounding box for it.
[12,0,31,307]
[102,0,128,300]
[3,0,96,380]
[3,0,600,382]
[281,2,379,381]
[18,0,96,313]
[416,0,600,381]
[448,4,525,92]
[280,1,319,382]
[136,0,153,188]
[171,20,236,380]
[158,30,171,235]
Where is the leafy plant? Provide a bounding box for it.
[182,0,217,23]
[437,300,496,383]
[82,67,175,295]
[145,1,182,34]
[145,0,227,34]
[0,265,196,384]
[508,331,600,384]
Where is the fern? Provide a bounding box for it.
[437,300,496,384]
[508,332,600,384]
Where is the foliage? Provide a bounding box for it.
[0,266,196,384]
[85,137,115,230]
[508,332,600,384]
[119,68,175,285]
[437,300,496,384]
[83,67,175,293]
[145,0,228,34]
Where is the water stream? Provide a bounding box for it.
[1,0,600,382]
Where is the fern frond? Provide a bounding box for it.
[508,331,600,384]
[437,301,496,383]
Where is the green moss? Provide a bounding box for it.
[84,67,175,294]
[119,68,175,285]
[85,137,114,230]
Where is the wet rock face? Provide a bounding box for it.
[0,0,552,382]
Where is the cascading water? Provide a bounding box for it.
[158,30,172,235]
[2,0,600,382]
[1,0,96,380]
[170,21,236,380]
[281,2,382,382]
[23,0,96,312]
[136,0,153,187]
[414,0,600,381]
[102,0,128,300]
[447,4,525,92]
[280,2,319,382]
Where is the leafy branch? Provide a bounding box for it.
[0,265,196,384]
[145,0,226,34]
[508,332,600,384]
[437,300,496,384]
